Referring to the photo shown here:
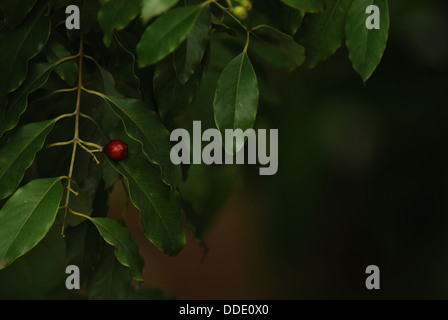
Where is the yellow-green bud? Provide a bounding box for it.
[240,0,252,11]
[231,6,248,20]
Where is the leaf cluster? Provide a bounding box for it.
[0,0,389,298]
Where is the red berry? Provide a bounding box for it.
[103,140,128,161]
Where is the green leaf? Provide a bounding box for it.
[87,243,132,299]
[154,53,204,123]
[91,179,111,218]
[0,177,63,270]
[65,188,94,227]
[98,0,141,46]
[299,0,353,68]
[0,62,56,138]
[0,0,37,29]
[88,217,144,281]
[108,152,186,256]
[210,13,237,37]
[44,40,78,87]
[65,221,102,284]
[97,64,121,97]
[0,225,67,299]
[0,2,50,106]
[102,95,175,187]
[111,31,142,98]
[213,51,259,153]
[79,166,104,199]
[249,1,304,36]
[173,4,210,84]
[278,6,305,36]
[102,162,120,189]
[137,5,202,67]
[81,172,110,218]
[35,117,76,179]
[0,120,56,200]
[281,0,322,13]
[67,0,101,39]
[345,0,389,81]
[141,0,180,24]
[251,25,305,71]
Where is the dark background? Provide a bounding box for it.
[169,0,448,299]
[1,0,448,299]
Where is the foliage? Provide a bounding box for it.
[0,0,389,298]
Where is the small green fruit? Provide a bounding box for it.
[240,0,252,11]
[231,6,248,20]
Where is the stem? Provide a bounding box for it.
[249,30,270,48]
[54,111,76,122]
[81,87,106,99]
[49,87,78,95]
[33,87,77,104]
[213,1,247,31]
[79,88,111,142]
[52,19,66,30]
[61,36,85,237]
[250,24,270,31]
[243,30,250,53]
[77,141,100,164]
[201,0,217,8]
[55,54,80,67]
[83,54,104,74]
[82,54,97,63]
[68,208,92,221]
[78,139,103,150]
[67,187,79,196]
[46,139,75,149]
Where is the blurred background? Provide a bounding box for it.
[2,0,448,299]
